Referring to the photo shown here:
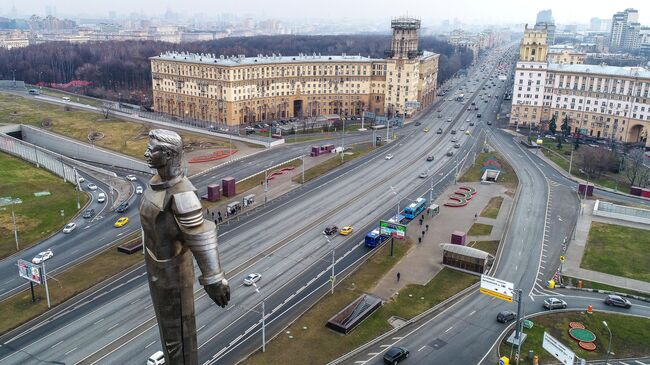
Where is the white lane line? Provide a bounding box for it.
[391,337,403,340]
[94,318,105,325]
[379,344,391,348]
[445,326,453,333]
[418,346,427,352]
[107,323,119,331]
[145,341,155,349]
[469,310,476,316]
[198,325,206,332]
[51,340,63,348]
[64,347,78,356]
[367,352,380,356]
[354,362,366,364]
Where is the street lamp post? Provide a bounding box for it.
[324,235,335,294]
[252,283,266,353]
[603,321,612,365]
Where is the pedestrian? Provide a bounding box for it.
[211,212,214,219]
[474,212,478,219]
[421,214,425,220]
[426,224,429,231]
[206,208,210,215]
[214,219,218,225]
[418,237,422,244]
[218,216,223,223]
[397,272,401,282]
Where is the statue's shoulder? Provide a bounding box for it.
[170,178,202,225]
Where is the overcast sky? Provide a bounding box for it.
[3,0,647,24]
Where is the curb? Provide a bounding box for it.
[555,285,650,303]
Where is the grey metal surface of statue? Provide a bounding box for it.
[139,129,230,365]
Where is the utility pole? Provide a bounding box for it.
[11,200,19,251]
[568,147,574,175]
[514,289,523,364]
[301,155,305,184]
[42,261,51,308]
[331,248,335,294]
[261,299,266,352]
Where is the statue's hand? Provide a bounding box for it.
[204,279,230,307]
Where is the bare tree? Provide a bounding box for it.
[100,105,111,119]
[624,148,650,187]
[578,147,620,179]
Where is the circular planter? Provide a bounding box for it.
[569,328,596,342]
[569,322,585,329]
[578,341,597,351]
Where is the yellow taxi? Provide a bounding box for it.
[465,130,471,135]
[423,128,429,133]
[339,226,354,235]
[114,216,129,227]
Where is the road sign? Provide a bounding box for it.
[17,259,42,284]
[479,274,514,302]
[379,220,407,239]
[543,332,575,365]
[560,256,565,263]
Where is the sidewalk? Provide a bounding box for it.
[564,200,650,293]
[371,182,511,301]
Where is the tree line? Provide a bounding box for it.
[0,34,473,107]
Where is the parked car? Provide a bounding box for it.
[136,186,143,194]
[32,249,54,264]
[87,183,98,191]
[339,226,354,235]
[97,192,106,203]
[543,297,567,310]
[62,222,77,233]
[125,174,137,181]
[604,294,631,308]
[243,273,262,286]
[116,201,130,213]
[82,208,95,219]
[496,310,516,323]
[114,216,129,227]
[323,225,338,236]
[383,347,409,364]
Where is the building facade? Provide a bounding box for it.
[511,25,548,128]
[547,45,586,65]
[150,17,439,125]
[610,8,641,52]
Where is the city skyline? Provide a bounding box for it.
[1,0,648,25]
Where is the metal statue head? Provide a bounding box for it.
[145,129,183,178]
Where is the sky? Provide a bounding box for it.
[3,0,648,24]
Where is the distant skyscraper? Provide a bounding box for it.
[610,8,641,51]
[534,9,555,45]
[536,10,554,24]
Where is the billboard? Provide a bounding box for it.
[379,220,407,239]
[18,259,42,284]
[542,332,575,365]
[480,274,514,302]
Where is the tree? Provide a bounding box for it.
[624,148,650,187]
[561,115,570,137]
[577,147,619,179]
[557,136,563,150]
[548,115,557,135]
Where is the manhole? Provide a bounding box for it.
[429,338,447,350]
[569,328,596,342]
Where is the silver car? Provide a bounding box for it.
[543,297,567,310]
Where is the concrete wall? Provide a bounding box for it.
[593,200,650,225]
[21,125,152,174]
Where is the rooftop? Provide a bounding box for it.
[151,51,382,66]
[547,63,650,78]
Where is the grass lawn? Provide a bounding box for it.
[0,233,143,335]
[243,242,477,365]
[469,240,500,256]
[480,196,504,219]
[467,222,494,236]
[563,276,649,297]
[581,222,650,282]
[293,142,374,183]
[0,92,230,160]
[459,151,519,194]
[0,152,88,259]
[499,311,650,363]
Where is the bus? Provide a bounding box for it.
[403,197,427,220]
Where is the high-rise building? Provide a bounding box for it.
[535,9,555,45]
[610,8,641,51]
[536,10,554,25]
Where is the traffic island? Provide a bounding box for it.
[498,311,650,364]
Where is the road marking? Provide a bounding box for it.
[418,346,427,352]
[634,361,648,364]
[379,344,391,348]
[445,326,453,333]
[64,347,78,356]
[354,362,366,364]
[469,310,476,316]
[391,337,403,340]
[94,318,105,325]
[539,266,545,270]
[367,352,380,355]
[51,341,63,348]
[107,323,119,331]
[198,325,206,332]
[145,341,155,349]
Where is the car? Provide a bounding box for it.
[426,155,435,161]
[487,121,493,126]
[147,350,165,365]
[477,113,482,118]
[496,310,517,323]
[465,130,470,135]
[466,107,471,111]
[469,122,475,126]
[135,186,143,194]
[459,127,465,131]
[450,130,457,135]
[62,222,76,233]
[383,346,409,364]
[82,208,95,219]
[323,225,339,235]
[446,150,454,157]
[543,297,567,310]
[385,154,394,160]
[419,171,428,178]
[436,128,443,134]
[447,118,452,123]
[62,96,70,101]
[116,201,130,213]
[604,294,632,308]
[423,128,429,133]
[454,143,461,148]
[474,106,479,111]
[97,192,106,203]
[414,121,421,126]
[77,177,85,184]
[87,183,98,191]
[32,249,54,264]
[114,216,129,227]
[451,137,459,143]
[125,175,137,181]
[244,273,262,286]
[438,113,442,118]
[339,226,354,235]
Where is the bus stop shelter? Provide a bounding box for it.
[440,243,494,274]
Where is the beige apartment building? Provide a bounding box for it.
[547,45,586,65]
[150,17,439,125]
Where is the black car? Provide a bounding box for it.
[496,310,516,323]
[116,201,130,213]
[426,155,435,161]
[323,225,338,236]
[383,347,409,364]
[477,113,482,118]
[82,208,95,219]
[604,295,631,308]
[414,121,421,126]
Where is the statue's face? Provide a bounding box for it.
[144,139,169,169]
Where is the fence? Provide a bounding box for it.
[593,199,650,225]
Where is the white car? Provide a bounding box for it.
[419,171,428,178]
[32,249,54,264]
[77,177,85,184]
[126,175,137,181]
[243,273,262,286]
[62,222,77,233]
[97,192,106,203]
[135,186,143,194]
[87,183,98,191]
[385,154,394,160]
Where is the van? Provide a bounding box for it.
[62,96,71,101]
[147,351,165,365]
